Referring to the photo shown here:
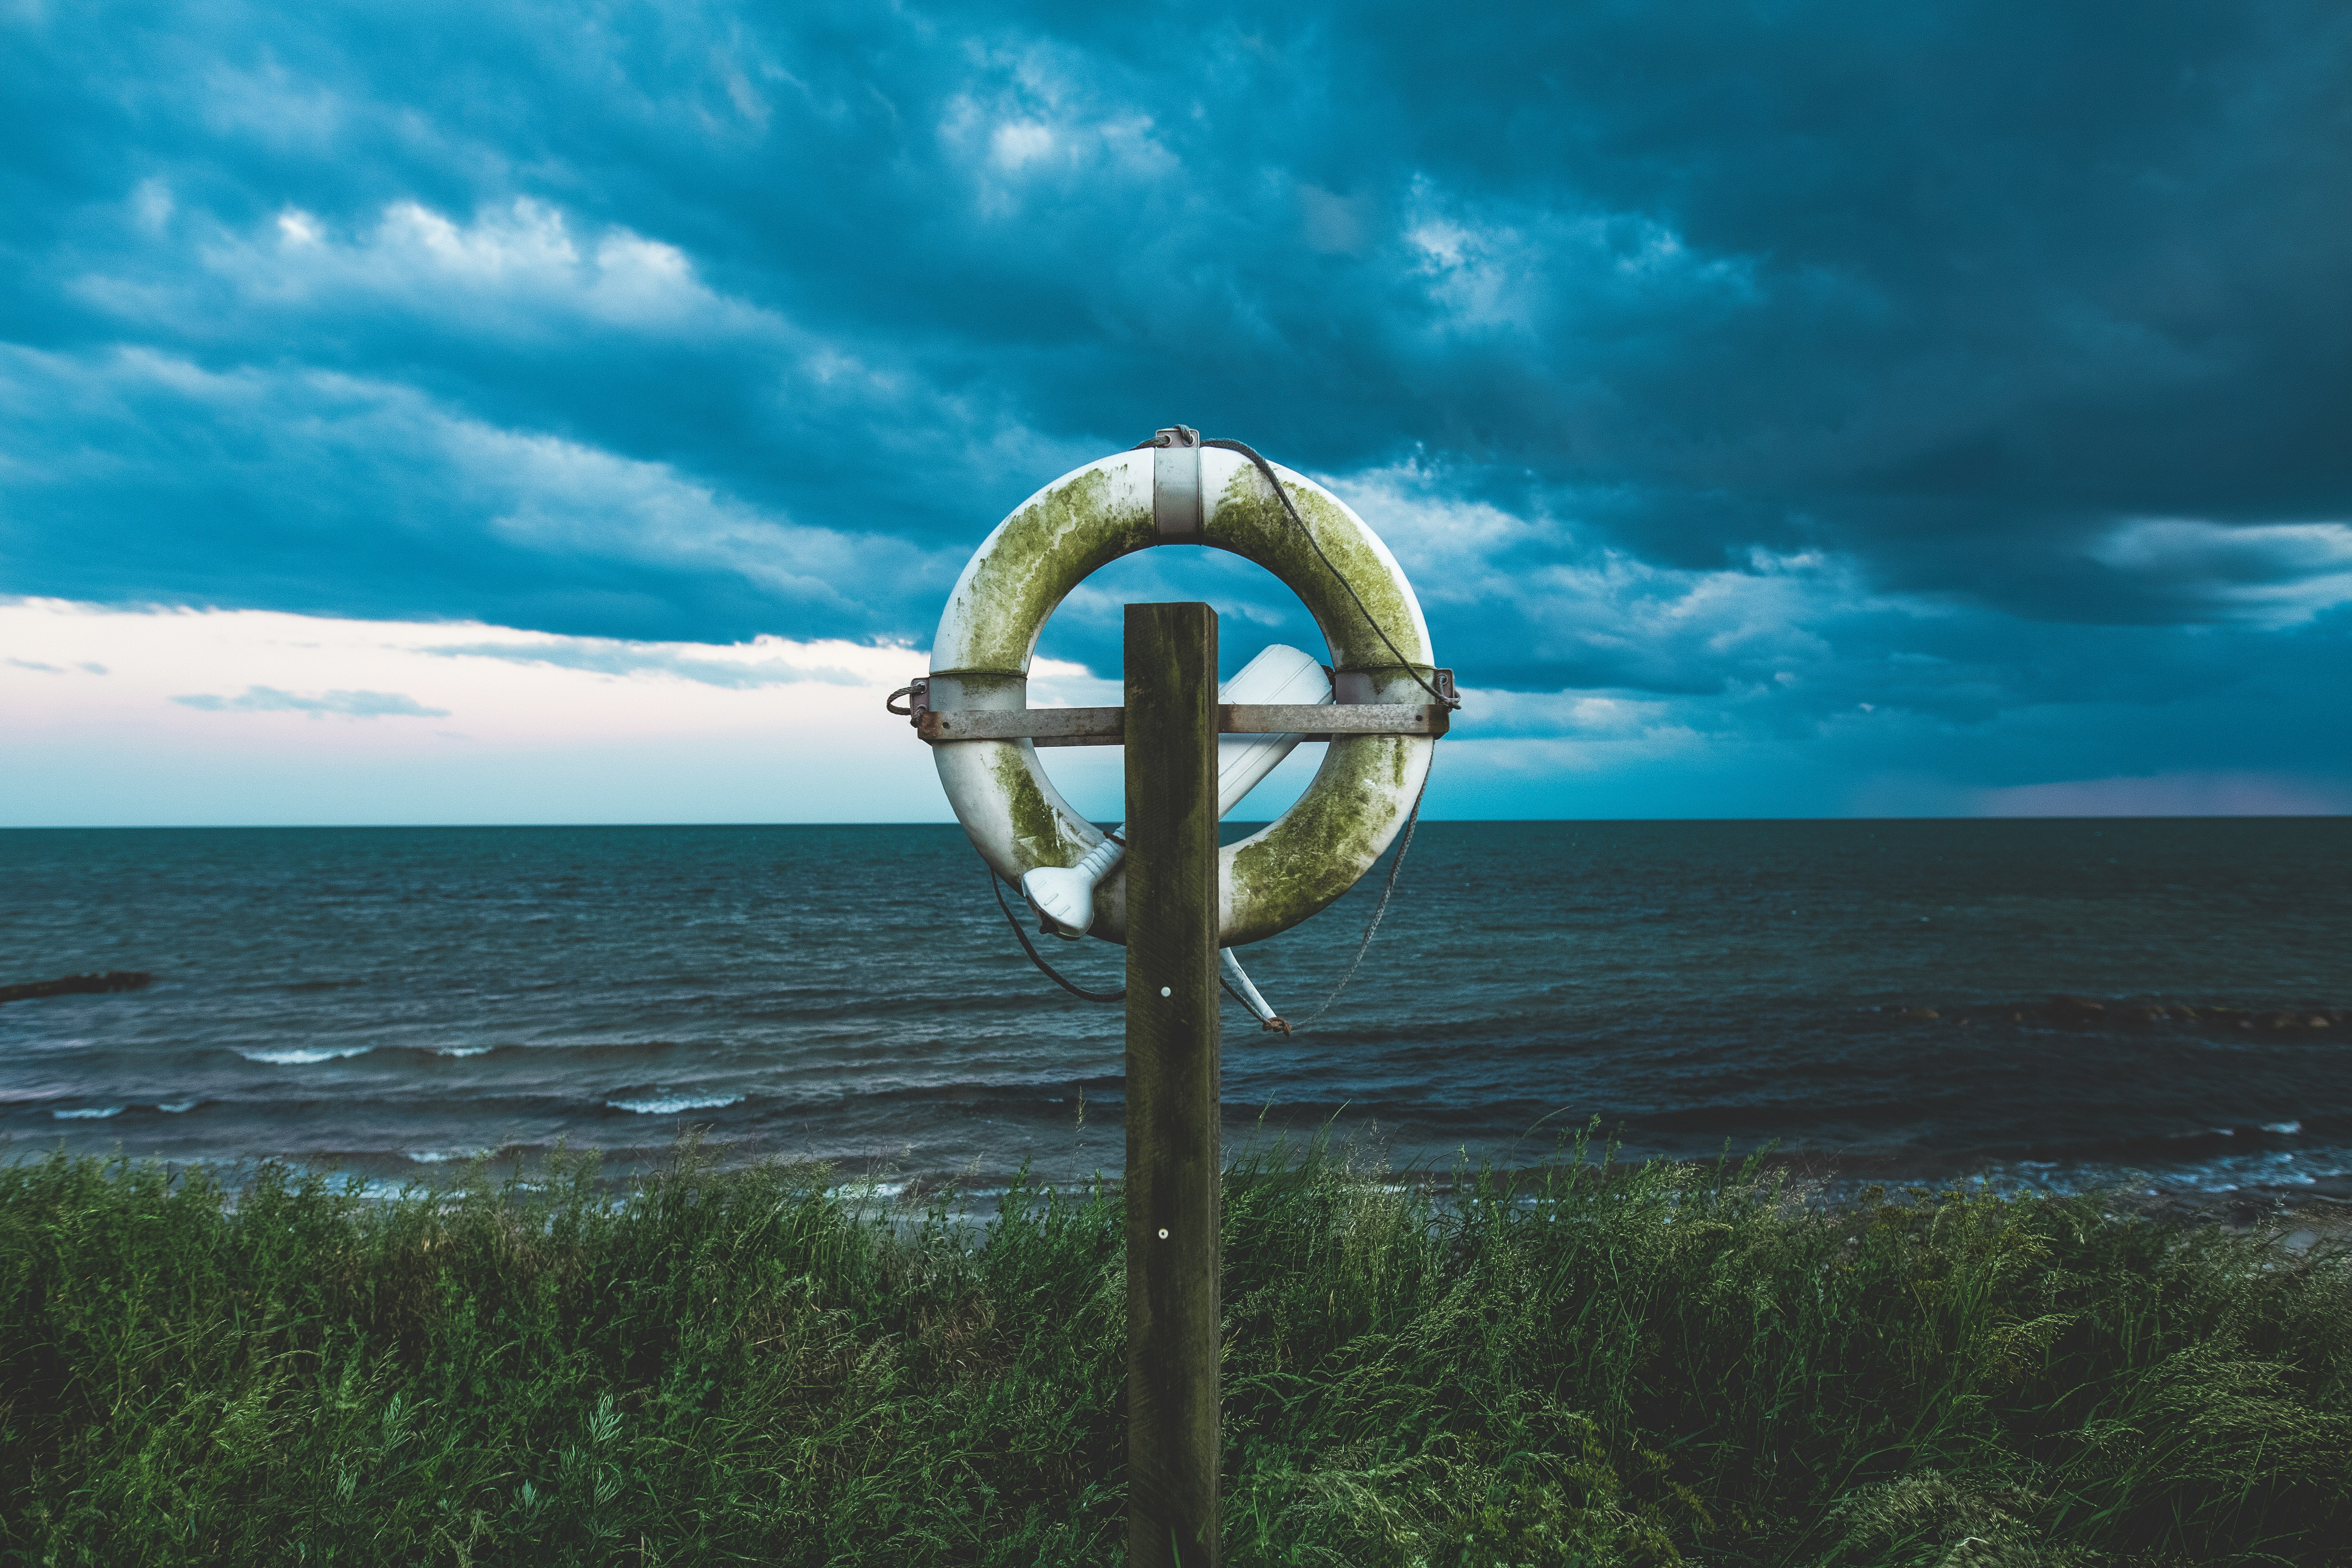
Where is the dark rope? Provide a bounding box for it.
[1218,971,1290,1034]
[987,861,1125,1003]
[1222,973,1293,1036]
[1297,772,1429,1028]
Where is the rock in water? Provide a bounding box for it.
[0,971,155,1004]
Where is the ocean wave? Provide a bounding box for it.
[1970,1139,2352,1199]
[12,821,2348,1195]
[237,1045,376,1065]
[405,1149,482,1164]
[606,1093,744,1115]
[53,1106,124,1120]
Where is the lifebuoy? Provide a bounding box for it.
[927,436,1439,948]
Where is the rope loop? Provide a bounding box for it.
[986,860,1125,1004]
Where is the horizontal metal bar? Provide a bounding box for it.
[1219,703,1450,737]
[916,703,1449,746]
[917,706,1123,743]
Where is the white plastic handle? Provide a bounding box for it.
[1020,643,1333,938]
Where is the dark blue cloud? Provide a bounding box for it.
[423,637,866,687]
[2,0,2348,805]
[172,686,448,718]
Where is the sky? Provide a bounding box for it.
[3,0,2349,825]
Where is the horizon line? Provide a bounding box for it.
[2,815,2345,831]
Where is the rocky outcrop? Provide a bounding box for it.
[0,971,154,1004]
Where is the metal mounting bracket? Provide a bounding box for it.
[911,700,1450,746]
[1331,666,1457,706]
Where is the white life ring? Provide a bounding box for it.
[928,439,1438,948]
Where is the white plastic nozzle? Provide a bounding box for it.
[1020,834,1125,940]
[1020,643,1334,939]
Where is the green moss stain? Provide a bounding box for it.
[1228,737,1417,942]
[944,468,1152,674]
[991,746,1076,870]
[1205,466,1428,670]
[1201,466,1439,941]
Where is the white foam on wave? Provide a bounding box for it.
[54,1106,124,1120]
[433,1046,494,1058]
[237,1045,375,1065]
[159,1100,199,1114]
[1960,1136,2352,1200]
[405,1149,482,1164]
[2263,1120,2303,1134]
[606,1093,744,1115]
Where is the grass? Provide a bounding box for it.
[0,1132,2345,1566]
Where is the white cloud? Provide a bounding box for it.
[1401,179,1760,337]
[0,598,935,826]
[68,195,791,350]
[2091,517,2352,625]
[1405,215,1535,330]
[441,418,895,610]
[989,120,1057,170]
[234,198,747,332]
[0,343,943,614]
[937,50,1176,216]
[1330,462,1909,708]
[131,178,174,234]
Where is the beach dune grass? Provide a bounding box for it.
[0,1135,2345,1565]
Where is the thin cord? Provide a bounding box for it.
[1198,437,1457,712]
[1297,772,1428,1029]
[1172,431,1447,1026]
[987,861,1124,1003]
[1202,431,1447,1025]
[993,854,1290,1020]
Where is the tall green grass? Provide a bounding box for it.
[1,1134,2343,1566]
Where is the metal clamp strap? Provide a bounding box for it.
[913,702,1450,746]
[1152,425,1202,540]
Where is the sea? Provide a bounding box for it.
[4,820,2348,1201]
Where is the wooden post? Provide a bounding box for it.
[1123,601,1221,1568]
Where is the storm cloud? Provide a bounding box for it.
[2,0,2347,811]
